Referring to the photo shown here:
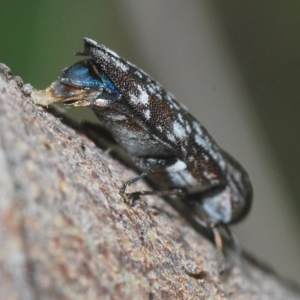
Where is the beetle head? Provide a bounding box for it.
[48,59,121,106]
[32,48,123,107]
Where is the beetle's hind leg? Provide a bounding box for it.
[184,199,232,275]
[205,223,245,276]
[211,226,231,275]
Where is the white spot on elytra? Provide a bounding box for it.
[173,121,187,139]
[192,121,202,134]
[166,93,172,101]
[202,153,210,161]
[129,85,149,106]
[178,113,184,124]
[147,83,161,94]
[186,123,191,133]
[171,101,180,110]
[167,132,176,142]
[135,71,143,79]
[166,159,187,172]
[139,88,149,105]
[194,134,205,147]
[115,60,129,72]
[144,109,151,120]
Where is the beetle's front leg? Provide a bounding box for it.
[119,157,186,206]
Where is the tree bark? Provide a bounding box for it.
[0,63,299,300]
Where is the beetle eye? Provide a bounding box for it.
[59,59,120,96]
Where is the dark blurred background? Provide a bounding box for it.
[1,1,299,283]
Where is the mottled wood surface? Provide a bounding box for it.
[0,63,299,300]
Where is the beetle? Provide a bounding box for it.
[34,38,253,269]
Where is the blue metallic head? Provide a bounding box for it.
[59,59,120,97]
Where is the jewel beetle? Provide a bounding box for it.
[34,38,253,268]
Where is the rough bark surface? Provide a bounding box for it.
[0,63,299,300]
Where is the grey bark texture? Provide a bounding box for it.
[0,63,299,300]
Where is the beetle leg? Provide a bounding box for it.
[119,166,156,205]
[222,225,249,277]
[185,200,231,274]
[119,157,186,205]
[222,225,242,259]
[211,226,229,275]
[119,173,186,206]
[128,189,186,202]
